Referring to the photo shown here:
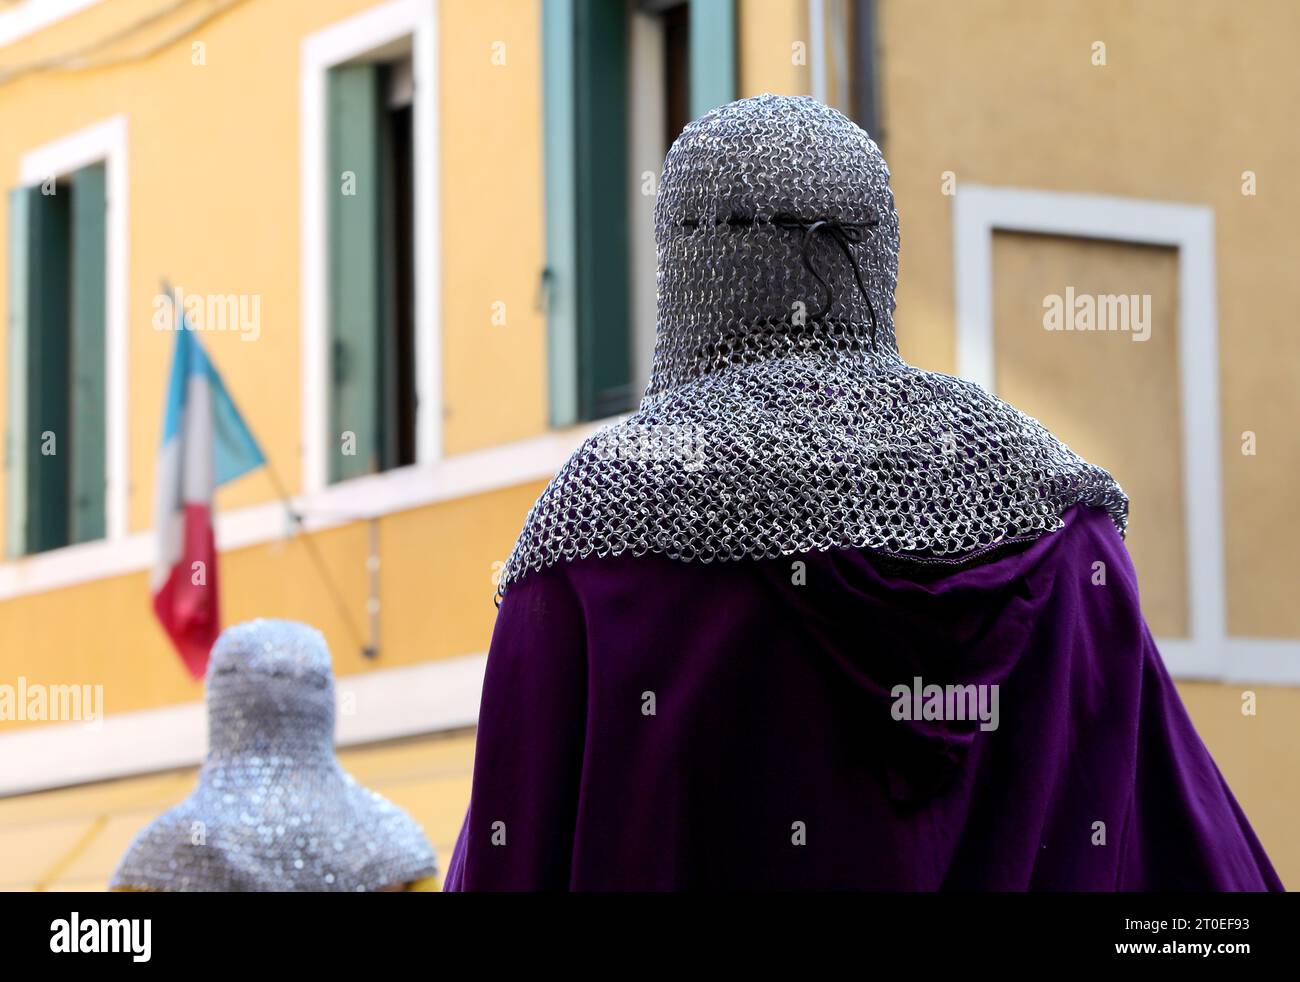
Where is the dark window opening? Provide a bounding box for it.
[378,62,417,472]
[326,50,417,483]
[661,1,691,149]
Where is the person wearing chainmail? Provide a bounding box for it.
[444,95,1281,890]
[111,620,439,892]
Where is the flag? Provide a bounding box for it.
[151,322,265,678]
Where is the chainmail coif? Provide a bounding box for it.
[496,94,1127,598]
[110,619,438,892]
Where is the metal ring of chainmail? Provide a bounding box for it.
[496,94,1128,600]
[110,619,438,892]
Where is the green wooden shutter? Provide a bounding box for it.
[547,0,723,422]
[542,0,635,424]
[6,188,32,557]
[20,186,72,554]
[70,163,107,544]
[543,0,580,427]
[689,0,736,118]
[573,0,632,420]
[327,63,383,483]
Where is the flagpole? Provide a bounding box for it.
[163,279,375,661]
[260,459,376,660]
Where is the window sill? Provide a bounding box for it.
[0,418,617,604]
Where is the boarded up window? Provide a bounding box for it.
[993,231,1187,638]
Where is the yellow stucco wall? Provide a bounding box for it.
[0,478,543,718]
[0,0,548,533]
[1177,682,1300,885]
[738,0,810,97]
[0,0,549,713]
[878,0,1300,639]
[438,0,548,456]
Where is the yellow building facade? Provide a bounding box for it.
[0,0,1295,889]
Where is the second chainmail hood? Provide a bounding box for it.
[496,94,1127,599]
[110,620,438,892]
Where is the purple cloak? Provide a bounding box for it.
[445,505,1282,890]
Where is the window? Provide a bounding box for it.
[6,164,107,555]
[302,2,438,498]
[953,186,1227,678]
[544,0,736,424]
[326,46,418,484]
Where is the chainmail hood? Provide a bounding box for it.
[110,620,438,892]
[497,94,1127,597]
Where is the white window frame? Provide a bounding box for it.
[13,114,130,548]
[954,184,1300,684]
[300,0,441,509]
[0,651,488,796]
